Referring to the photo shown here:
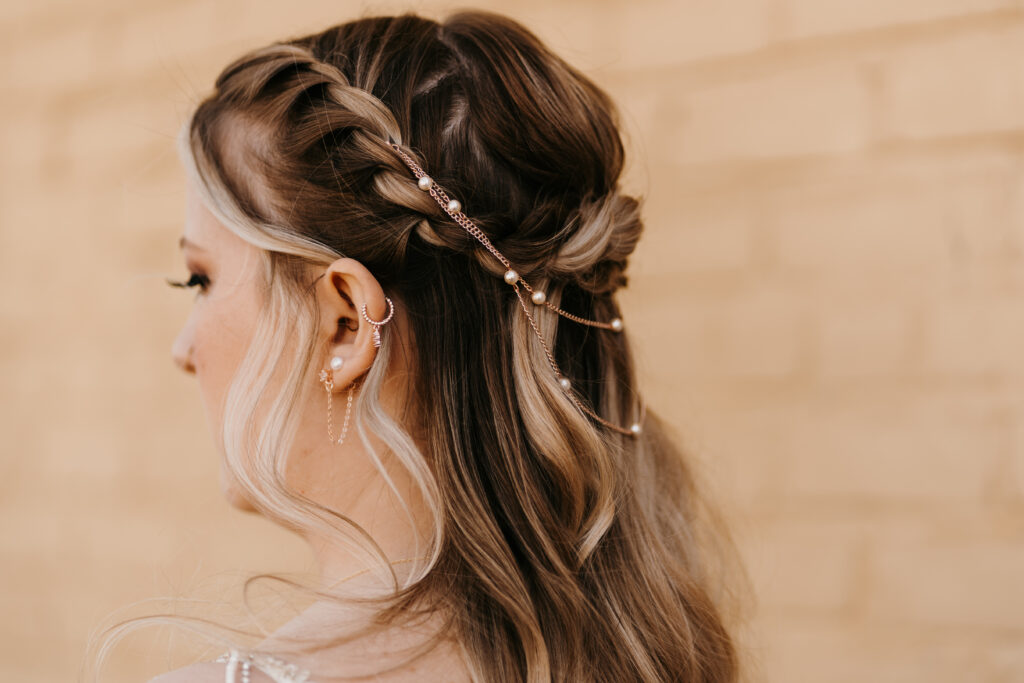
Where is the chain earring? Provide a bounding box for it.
[318,356,354,446]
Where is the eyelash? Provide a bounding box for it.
[166,272,210,293]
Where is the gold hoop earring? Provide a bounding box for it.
[360,297,395,348]
[319,358,354,446]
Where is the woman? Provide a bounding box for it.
[130,9,744,683]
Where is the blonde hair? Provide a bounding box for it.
[90,10,751,682]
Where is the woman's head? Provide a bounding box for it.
[166,10,743,682]
[170,184,401,514]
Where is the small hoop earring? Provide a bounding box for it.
[318,362,354,446]
[360,297,395,348]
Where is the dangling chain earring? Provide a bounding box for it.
[318,356,354,446]
[318,302,394,446]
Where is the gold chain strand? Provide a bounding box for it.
[388,142,641,437]
[510,282,561,378]
[320,371,355,445]
[516,280,621,330]
[389,144,622,330]
[336,387,353,444]
[511,282,635,436]
[391,146,511,267]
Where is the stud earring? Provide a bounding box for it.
[318,358,354,446]
[360,297,395,348]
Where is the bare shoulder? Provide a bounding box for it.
[147,661,274,683]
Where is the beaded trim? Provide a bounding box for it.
[214,649,312,683]
[389,142,643,437]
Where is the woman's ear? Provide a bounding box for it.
[315,257,389,389]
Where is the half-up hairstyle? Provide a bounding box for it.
[97,10,749,683]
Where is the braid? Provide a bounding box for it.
[547,192,644,296]
[205,39,644,302]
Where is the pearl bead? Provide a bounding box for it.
[329,356,344,370]
[610,318,624,331]
[503,269,519,284]
[447,199,461,213]
[629,423,642,435]
[531,290,546,305]
[559,377,571,390]
[417,176,432,191]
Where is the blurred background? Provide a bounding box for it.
[3,0,1024,681]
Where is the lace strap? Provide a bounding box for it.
[214,649,312,683]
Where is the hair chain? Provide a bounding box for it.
[388,142,642,437]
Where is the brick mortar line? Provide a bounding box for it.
[649,134,1024,197]
[752,610,1024,638]
[593,7,1024,89]
[4,6,1024,98]
[0,0,207,44]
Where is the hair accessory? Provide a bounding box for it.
[360,297,395,348]
[318,365,354,446]
[388,142,642,437]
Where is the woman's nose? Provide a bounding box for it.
[171,325,195,374]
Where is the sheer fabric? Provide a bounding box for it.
[213,649,313,683]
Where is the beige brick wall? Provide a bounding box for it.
[2,1,1022,681]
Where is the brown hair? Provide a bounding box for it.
[96,10,750,683]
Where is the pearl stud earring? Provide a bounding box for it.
[319,360,354,446]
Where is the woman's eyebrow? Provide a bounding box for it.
[178,236,206,252]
